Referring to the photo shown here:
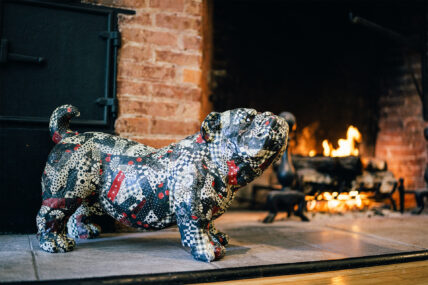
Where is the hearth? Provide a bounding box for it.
[293,155,400,213]
[211,0,428,210]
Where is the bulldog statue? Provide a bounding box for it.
[37,105,288,262]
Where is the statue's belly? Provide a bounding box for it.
[99,170,175,230]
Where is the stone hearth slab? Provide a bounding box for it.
[1,211,428,283]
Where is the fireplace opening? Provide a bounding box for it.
[211,0,428,211]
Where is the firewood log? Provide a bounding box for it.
[291,155,362,177]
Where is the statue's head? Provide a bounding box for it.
[201,108,289,187]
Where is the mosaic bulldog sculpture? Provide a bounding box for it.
[37,105,288,262]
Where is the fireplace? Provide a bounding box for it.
[2,0,426,232]
[4,2,428,283]
[65,0,427,213]
[211,0,428,210]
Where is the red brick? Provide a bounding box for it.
[405,119,425,130]
[388,147,424,158]
[120,99,200,120]
[185,0,202,16]
[120,100,176,117]
[405,140,427,151]
[182,69,201,85]
[402,168,424,178]
[115,117,150,134]
[399,107,422,117]
[118,62,176,81]
[376,76,426,191]
[182,35,202,51]
[401,177,424,189]
[379,97,404,108]
[376,135,404,146]
[116,0,147,7]
[117,80,151,96]
[119,12,152,26]
[379,120,404,131]
[151,119,199,135]
[405,94,422,106]
[149,0,184,12]
[132,137,178,148]
[156,50,201,66]
[155,14,201,32]
[376,129,403,137]
[152,84,201,101]
[120,45,152,62]
[121,27,178,47]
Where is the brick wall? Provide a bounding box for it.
[375,52,428,192]
[84,0,211,148]
[82,0,427,196]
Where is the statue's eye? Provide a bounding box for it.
[246,117,252,122]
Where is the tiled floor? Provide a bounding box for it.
[1,211,428,282]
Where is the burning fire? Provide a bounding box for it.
[292,122,319,156]
[322,125,362,157]
[304,125,362,157]
[306,191,370,213]
[305,126,366,213]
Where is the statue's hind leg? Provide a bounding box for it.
[207,221,229,246]
[36,197,82,253]
[37,150,100,252]
[67,201,104,239]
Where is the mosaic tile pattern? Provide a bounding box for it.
[37,105,288,261]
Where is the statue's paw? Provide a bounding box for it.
[211,231,229,246]
[191,247,215,262]
[191,244,216,262]
[211,241,226,260]
[39,233,75,253]
[190,241,226,262]
[73,223,101,239]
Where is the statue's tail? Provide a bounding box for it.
[49,105,80,144]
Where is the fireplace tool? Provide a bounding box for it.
[263,112,309,223]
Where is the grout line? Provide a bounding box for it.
[28,235,40,281]
[209,260,222,269]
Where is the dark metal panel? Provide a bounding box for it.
[0,1,110,125]
[0,0,133,233]
[0,128,52,233]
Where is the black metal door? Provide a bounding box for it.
[0,0,131,233]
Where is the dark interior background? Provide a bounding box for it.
[0,0,121,233]
[211,0,425,155]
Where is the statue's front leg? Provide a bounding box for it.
[67,201,104,239]
[176,206,225,262]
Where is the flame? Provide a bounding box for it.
[306,191,369,213]
[308,150,316,157]
[292,122,319,156]
[304,126,366,212]
[322,126,362,157]
[322,140,332,156]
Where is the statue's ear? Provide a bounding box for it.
[201,112,222,142]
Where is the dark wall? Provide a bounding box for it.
[211,0,424,155]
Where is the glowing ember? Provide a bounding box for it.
[322,125,362,157]
[306,191,369,213]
